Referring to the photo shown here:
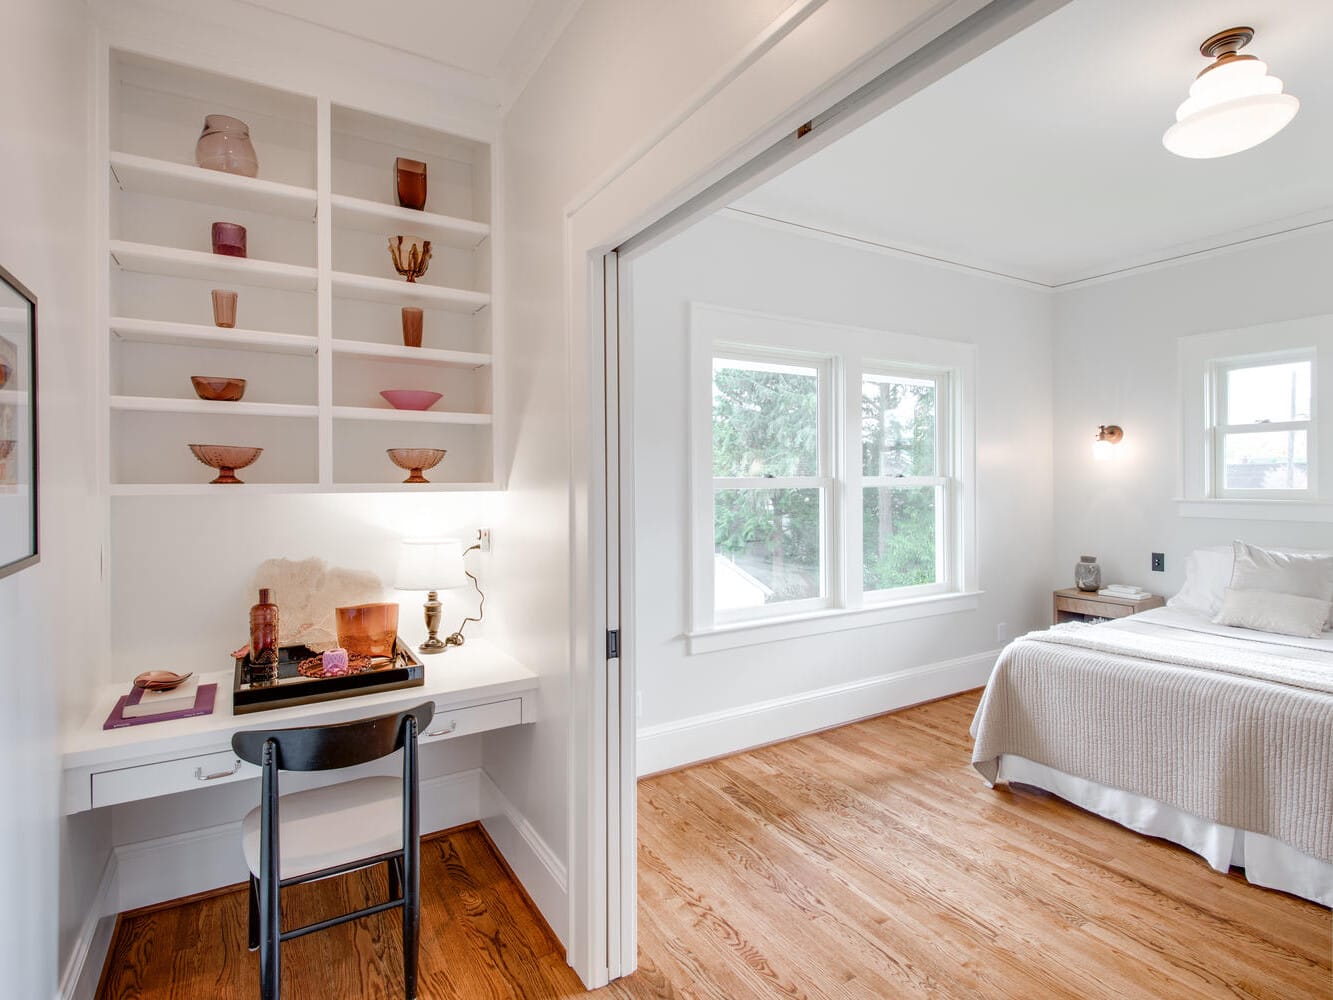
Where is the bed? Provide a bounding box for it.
[970,602,1333,906]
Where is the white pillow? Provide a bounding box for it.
[1213,587,1330,638]
[1210,541,1333,636]
[1167,546,1234,616]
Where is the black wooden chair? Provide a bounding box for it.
[231,702,434,1000]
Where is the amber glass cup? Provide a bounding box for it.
[336,603,400,658]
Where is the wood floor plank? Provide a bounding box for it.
[98,693,1331,999]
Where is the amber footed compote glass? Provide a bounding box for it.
[387,448,445,484]
[189,444,263,484]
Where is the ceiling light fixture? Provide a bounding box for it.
[1163,26,1299,159]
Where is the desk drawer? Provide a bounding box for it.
[422,698,522,743]
[92,750,259,808]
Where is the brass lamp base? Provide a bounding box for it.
[419,591,446,655]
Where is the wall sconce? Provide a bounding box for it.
[1093,424,1123,461]
[394,535,486,653]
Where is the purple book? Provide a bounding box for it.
[103,683,218,730]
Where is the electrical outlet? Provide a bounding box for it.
[477,527,491,552]
[996,622,1009,642]
[1151,552,1165,572]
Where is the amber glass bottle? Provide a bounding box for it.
[249,588,279,683]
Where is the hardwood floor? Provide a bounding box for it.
[99,691,1331,999]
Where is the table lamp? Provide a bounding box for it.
[394,537,484,653]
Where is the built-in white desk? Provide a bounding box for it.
[63,638,538,815]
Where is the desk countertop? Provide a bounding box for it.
[64,638,538,772]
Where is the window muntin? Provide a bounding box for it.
[1212,356,1314,497]
[710,352,831,621]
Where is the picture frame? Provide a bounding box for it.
[0,263,37,580]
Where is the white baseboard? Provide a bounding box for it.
[57,852,118,1000]
[637,648,998,776]
[113,768,485,914]
[479,771,569,945]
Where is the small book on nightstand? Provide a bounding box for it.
[122,676,200,718]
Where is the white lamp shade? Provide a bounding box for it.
[1164,58,1299,159]
[395,538,468,591]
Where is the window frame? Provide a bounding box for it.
[690,303,977,644]
[1207,351,1316,500]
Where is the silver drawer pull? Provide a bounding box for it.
[195,760,242,781]
[424,720,458,738]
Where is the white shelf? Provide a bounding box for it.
[331,194,489,248]
[331,481,500,493]
[109,241,318,291]
[109,482,321,496]
[0,389,30,406]
[331,271,489,313]
[110,152,317,220]
[109,481,499,496]
[332,405,491,425]
[331,339,489,368]
[111,395,318,419]
[110,317,318,356]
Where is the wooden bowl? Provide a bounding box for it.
[189,444,263,484]
[133,670,193,691]
[191,376,247,402]
[386,447,445,484]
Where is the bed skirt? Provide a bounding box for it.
[993,754,1333,908]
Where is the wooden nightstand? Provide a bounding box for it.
[1052,588,1165,624]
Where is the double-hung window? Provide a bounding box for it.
[1179,316,1330,517]
[691,304,977,647]
[1210,354,1313,497]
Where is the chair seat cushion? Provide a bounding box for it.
[242,776,403,880]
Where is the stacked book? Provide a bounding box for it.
[1098,584,1149,599]
[124,675,201,719]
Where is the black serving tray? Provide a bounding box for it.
[232,638,424,714]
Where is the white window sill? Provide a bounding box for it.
[1175,498,1333,523]
[686,590,982,655]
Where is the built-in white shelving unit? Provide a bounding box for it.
[104,51,498,493]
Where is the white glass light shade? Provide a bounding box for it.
[395,538,468,591]
[1164,58,1299,159]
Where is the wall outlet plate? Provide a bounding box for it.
[1151,552,1165,572]
[477,527,491,552]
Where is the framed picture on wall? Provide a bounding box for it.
[0,264,37,580]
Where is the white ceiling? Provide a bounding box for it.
[237,0,578,85]
[732,0,1333,287]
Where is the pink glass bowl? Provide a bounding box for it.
[380,389,442,411]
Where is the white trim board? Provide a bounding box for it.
[479,771,570,945]
[57,853,119,1000]
[636,647,999,776]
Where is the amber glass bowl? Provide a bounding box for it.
[0,359,10,389]
[0,440,14,461]
[191,376,247,402]
[189,444,263,484]
[386,447,446,484]
[336,603,400,658]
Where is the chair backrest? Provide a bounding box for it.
[232,702,435,772]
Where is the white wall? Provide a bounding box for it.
[0,2,110,996]
[489,0,798,947]
[629,213,1053,767]
[1052,226,1333,593]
